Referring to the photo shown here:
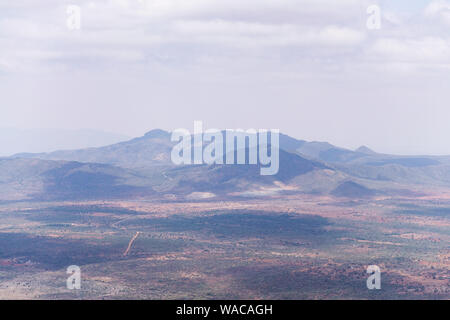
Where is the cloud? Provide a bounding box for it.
[0,0,370,73]
[136,0,364,21]
[172,20,365,48]
[424,0,450,25]
[0,1,447,77]
[370,37,450,64]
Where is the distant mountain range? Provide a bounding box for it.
[0,128,130,157]
[3,129,450,201]
[13,129,172,168]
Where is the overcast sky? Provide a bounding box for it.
[1,0,450,155]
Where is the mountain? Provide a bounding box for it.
[13,128,436,168]
[1,151,337,201]
[4,129,344,200]
[331,181,377,198]
[355,145,377,155]
[13,129,338,170]
[0,128,130,157]
[279,136,447,169]
[13,130,358,166]
[0,158,154,201]
[13,128,450,170]
[13,129,174,169]
[8,128,450,201]
[160,149,330,196]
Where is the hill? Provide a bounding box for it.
[0,158,154,201]
[331,181,377,198]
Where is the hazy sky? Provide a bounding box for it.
[1,0,450,155]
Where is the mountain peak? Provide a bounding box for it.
[143,129,170,139]
[355,145,376,155]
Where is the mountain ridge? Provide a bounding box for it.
[5,128,450,201]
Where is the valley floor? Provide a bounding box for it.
[0,194,448,299]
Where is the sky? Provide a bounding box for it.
[1,0,450,155]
